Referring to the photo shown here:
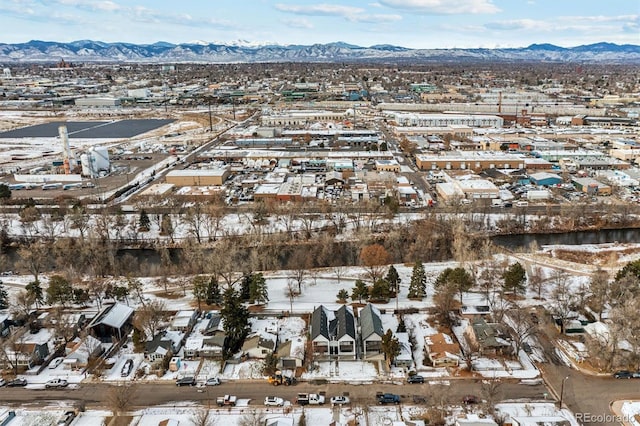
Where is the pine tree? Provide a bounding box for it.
[0,280,8,310]
[138,209,151,232]
[220,287,249,359]
[351,279,369,303]
[385,265,401,295]
[408,261,427,299]
[206,276,221,306]
[370,279,390,302]
[26,280,44,308]
[249,273,269,304]
[336,289,349,303]
[502,262,527,295]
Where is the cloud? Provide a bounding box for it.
[275,3,364,17]
[378,0,500,14]
[348,13,402,23]
[281,18,314,29]
[484,15,639,33]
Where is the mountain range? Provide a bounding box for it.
[0,40,639,63]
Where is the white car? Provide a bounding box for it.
[264,396,285,407]
[330,396,350,405]
[49,357,64,369]
[45,378,68,389]
[205,377,221,386]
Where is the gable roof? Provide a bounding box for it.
[331,305,355,340]
[311,305,355,341]
[360,304,384,341]
[88,303,134,330]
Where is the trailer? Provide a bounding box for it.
[216,395,237,407]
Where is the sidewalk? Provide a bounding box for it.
[610,400,638,426]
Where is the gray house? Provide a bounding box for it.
[360,304,384,359]
[310,305,356,360]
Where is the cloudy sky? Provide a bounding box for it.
[1,0,638,48]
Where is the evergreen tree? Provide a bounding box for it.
[192,275,209,311]
[220,287,249,359]
[336,289,349,303]
[138,209,151,232]
[370,279,390,302]
[384,265,401,295]
[46,275,74,306]
[0,184,11,200]
[408,261,427,299]
[73,287,90,305]
[0,280,8,310]
[381,329,400,369]
[351,279,369,303]
[249,273,269,304]
[206,276,222,306]
[26,280,44,308]
[502,262,527,295]
[240,275,252,302]
[435,267,473,302]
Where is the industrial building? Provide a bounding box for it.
[387,112,504,128]
[529,172,563,187]
[165,168,230,186]
[415,152,526,172]
[572,177,612,195]
[261,110,347,126]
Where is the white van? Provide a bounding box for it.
[515,201,529,207]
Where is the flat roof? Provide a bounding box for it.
[166,168,229,177]
[0,119,174,139]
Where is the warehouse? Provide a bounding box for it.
[165,168,230,186]
[572,177,611,195]
[529,172,563,187]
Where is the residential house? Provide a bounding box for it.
[88,303,134,342]
[310,305,357,359]
[64,334,104,369]
[0,313,11,338]
[241,332,277,359]
[394,332,413,368]
[425,333,461,367]
[455,414,499,426]
[359,304,384,359]
[169,311,199,333]
[183,312,226,359]
[465,318,512,356]
[145,331,183,363]
[276,338,305,369]
[0,328,53,371]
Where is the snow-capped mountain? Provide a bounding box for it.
[0,40,638,63]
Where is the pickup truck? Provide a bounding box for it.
[377,393,401,405]
[296,393,325,405]
[216,395,237,407]
[45,378,69,389]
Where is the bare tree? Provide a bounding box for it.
[333,265,347,283]
[481,378,503,413]
[190,408,217,426]
[18,241,50,283]
[506,308,537,354]
[286,278,299,313]
[588,268,610,321]
[133,300,167,339]
[238,408,265,426]
[0,330,28,376]
[107,383,137,416]
[550,271,575,333]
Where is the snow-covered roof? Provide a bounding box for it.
[89,303,134,330]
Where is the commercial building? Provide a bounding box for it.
[165,168,230,186]
[415,152,525,172]
[387,112,503,128]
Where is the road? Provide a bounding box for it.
[0,380,546,410]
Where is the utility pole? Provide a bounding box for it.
[208,98,213,131]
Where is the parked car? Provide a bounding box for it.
[0,378,6,387]
[176,376,196,386]
[330,396,350,405]
[264,396,285,406]
[463,395,479,404]
[205,377,221,386]
[613,370,633,379]
[49,357,64,369]
[634,372,640,379]
[7,378,27,387]
[377,393,401,405]
[407,374,424,384]
[45,378,68,389]
[121,359,134,377]
[57,411,76,426]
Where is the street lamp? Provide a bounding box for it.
[559,375,569,409]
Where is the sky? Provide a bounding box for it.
[1,0,638,48]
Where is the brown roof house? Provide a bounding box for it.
[425,333,461,367]
[465,318,512,356]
